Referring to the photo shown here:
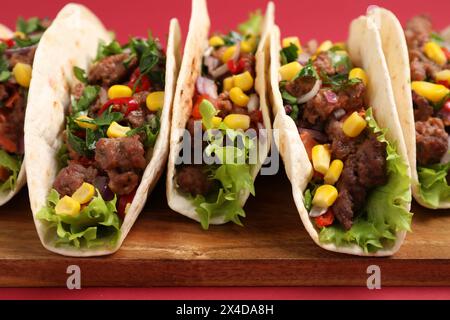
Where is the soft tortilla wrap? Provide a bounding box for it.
[369,7,450,209]
[25,3,181,256]
[166,0,274,224]
[269,15,411,256]
[0,25,27,206]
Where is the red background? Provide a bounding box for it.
[1,0,450,300]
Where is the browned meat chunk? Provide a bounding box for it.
[176,165,215,196]
[6,46,37,67]
[285,76,316,98]
[88,53,137,86]
[95,135,146,171]
[0,84,26,154]
[354,135,387,188]
[325,119,364,161]
[313,52,335,76]
[107,170,140,195]
[416,117,449,165]
[240,53,256,76]
[412,91,434,121]
[405,15,432,49]
[53,162,98,196]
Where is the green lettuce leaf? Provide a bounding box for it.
[318,108,412,253]
[238,11,262,36]
[36,189,121,249]
[189,99,256,229]
[417,162,450,208]
[0,150,21,193]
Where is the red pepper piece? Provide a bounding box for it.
[315,209,335,228]
[98,97,138,116]
[192,94,214,120]
[442,47,450,60]
[128,68,151,93]
[0,136,17,153]
[227,58,245,75]
[0,38,15,48]
[117,189,136,219]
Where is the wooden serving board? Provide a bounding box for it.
[0,170,449,287]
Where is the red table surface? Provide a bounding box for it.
[1,0,450,300]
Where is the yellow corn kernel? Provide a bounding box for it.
[312,144,331,175]
[55,196,81,216]
[233,71,254,92]
[223,114,250,130]
[12,62,32,88]
[324,160,344,185]
[312,185,338,208]
[223,77,234,92]
[435,69,450,84]
[107,85,132,99]
[71,182,95,204]
[209,35,224,47]
[203,116,223,130]
[107,121,131,138]
[349,67,368,86]
[146,91,165,111]
[229,87,250,107]
[75,115,98,130]
[317,40,333,53]
[279,61,302,81]
[221,45,237,63]
[13,31,26,39]
[343,112,367,138]
[411,81,450,103]
[424,41,447,66]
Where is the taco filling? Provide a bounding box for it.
[0,17,49,192]
[278,38,411,252]
[175,13,263,229]
[37,35,166,248]
[404,15,450,207]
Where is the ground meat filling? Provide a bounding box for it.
[54,162,98,196]
[88,53,138,86]
[176,165,216,196]
[406,15,450,166]
[416,118,448,166]
[95,136,147,195]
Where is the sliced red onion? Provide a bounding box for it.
[196,76,218,99]
[297,79,322,104]
[440,137,450,164]
[203,46,213,57]
[94,176,114,201]
[210,64,229,79]
[5,44,37,55]
[247,94,259,112]
[231,42,241,62]
[204,56,220,74]
[309,205,327,218]
[333,108,346,120]
[297,53,311,65]
[324,90,338,104]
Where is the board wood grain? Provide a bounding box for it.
[0,171,449,287]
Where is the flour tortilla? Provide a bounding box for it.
[368,7,450,209]
[0,25,26,206]
[166,0,274,224]
[269,15,411,256]
[25,3,181,256]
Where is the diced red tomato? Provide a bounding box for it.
[0,38,15,48]
[315,209,335,228]
[437,80,449,88]
[192,94,214,120]
[117,189,136,219]
[442,47,450,60]
[300,131,318,160]
[227,58,246,74]
[0,166,10,182]
[443,100,450,113]
[128,68,151,92]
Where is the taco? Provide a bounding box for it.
[166,0,274,229]
[368,8,450,209]
[25,4,181,256]
[0,17,50,205]
[269,14,412,255]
